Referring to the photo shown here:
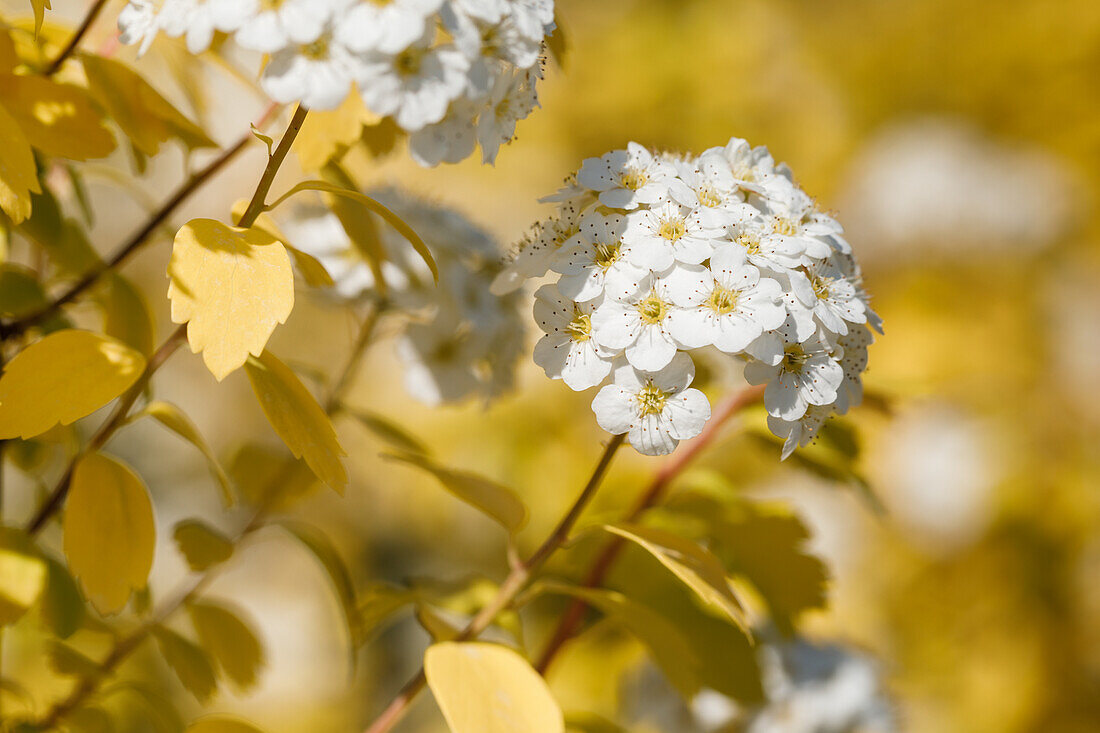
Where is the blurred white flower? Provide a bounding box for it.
[158,0,252,54]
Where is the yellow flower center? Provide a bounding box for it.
[620,167,648,191]
[736,232,761,255]
[697,185,723,208]
[809,273,832,300]
[636,381,668,416]
[566,309,592,342]
[658,217,687,242]
[705,284,740,314]
[593,241,621,271]
[636,293,668,324]
[394,47,424,76]
[773,218,798,237]
[732,164,754,181]
[781,344,809,374]
[302,37,329,59]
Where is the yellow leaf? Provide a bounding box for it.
[0,330,146,440]
[96,273,156,356]
[41,556,84,638]
[244,350,346,492]
[80,54,216,157]
[293,91,380,171]
[0,100,41,224]
[384,451,526,533]
[31,0,51,36]
[0,548,47,625]
[152,625,217,702]
[424,642,564,733]
[603,524,749,632]
[143,402,233,505]
[188,601,266,691]
[0,263,48,318]
[0,75,115,160]
[228,201,334,288]
[62,453,155,615]
[168,219,294,381]
[173,520,234,572]
[184,717,265,733]
[227,442,317,509]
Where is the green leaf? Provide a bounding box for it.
[94,274,155,356]
[173,520,234,573]
[244,350,347,492]
[0,330,146,441]
[0,264,48,318]
[188,601,265,691]
[63,453,155,615]
[384,451,526,534]
[142,402,233,506]
[152,626,217,702]
[277,520,361,652]
[184,716,265,733]
[344,409,427,454]
[80,54,216,156]
[46,640,99,677]
[424,642,564,733]
[265,179,437,282]
[0,547,47,625]
[602,524,748,632]
[41,557,84,638]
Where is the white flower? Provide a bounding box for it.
[397,317,482,407]
[355,36,470,131]
[408,98,479,167]
[159,0,252,54]
[788,260,867,337]
[532,285,613,390]
[491,199,583,294]
[767,404,833,460]
[577,142,676,210]
[707,136,790,196]
[234,0,333,53]
[118,0,161,56]
[551,212,649,303]
[833,323,873,414]
[668,152,757,228]
[757,187,836,262]
[337,0,443,54]
[261,19,358,110]
[591,353,711,456]
[623,200,724,268]
[591,267,709,372]
[729,216,806,275]
[664,247,787,353]
[744,331,844,421]
[477,67,539,164]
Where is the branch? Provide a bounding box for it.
[43,0,109,76]
[362,433,627,733]
[533,384,765,674]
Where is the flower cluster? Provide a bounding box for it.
[117,0,553,165]
[498,140,882,457]
[282,188,524,406]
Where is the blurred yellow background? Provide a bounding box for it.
[5,0,1100,731]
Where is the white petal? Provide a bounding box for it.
[664,387,711,440]
[625,324,677,371]
[591,385,636,435]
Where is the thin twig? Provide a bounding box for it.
[533,384,765,674]
[43,0,109,76]
[362,433,627,733]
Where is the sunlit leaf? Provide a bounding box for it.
[143,402,232,505]
[345,408,427,454]
[80,54,216,156]
[173,520,234,573]
[244,350,346,491]
[0,100,41,224]
[184,716,265,733]
[168,219,294,381]
[0,330,146,440]
[0,547,47,625]
[266,179,437,282]
[277,520,361,651]
[293,91,380,170]
[425,642,564,733]
[384,451,527,533]
[95,273,155,356]
[152,625,217,702]
[40,556,84,638]
[46,640,99,677]
[188,601,265,691]
[0,75,115,160]
[602,523,748,632]
[63,453,155,615]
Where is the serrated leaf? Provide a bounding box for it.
[384,451,526,534]
[46,641,99,677]
[63,453,155,615]
[143,402,232,505]
[266,179,437,282]
[425,642,564,733]
[0,75,115,160]
[95,273,155,356]
[188,601,265,691]
[603,524,748,632]
[0,100,41,224]
[0,330,146,440]
[80,54,216,156]
[345,409,427,454]
[41,556,84,638]
[168,219,294,381]
[244,350,346,492]
[152,626,217,702]
[0,547,47,625]
[293,91,379,171]
[278,520,361,651]
[173,520,234,573]
[184,717,265,733]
